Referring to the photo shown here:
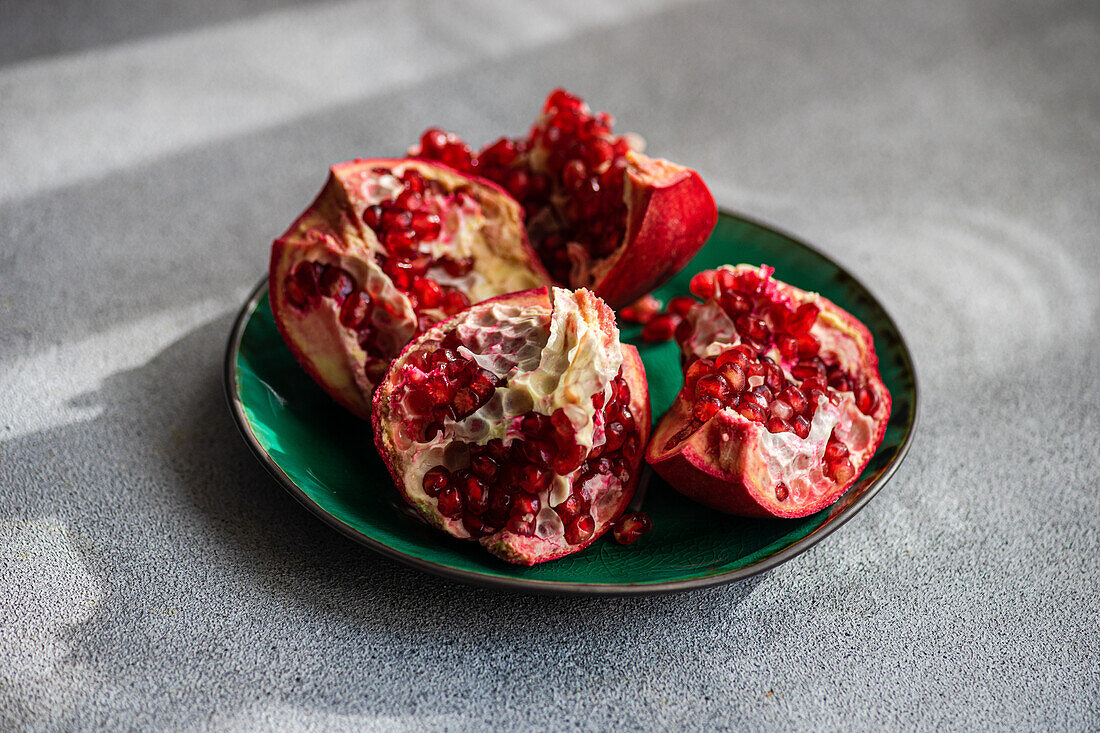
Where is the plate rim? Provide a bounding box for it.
[223,208,920,596]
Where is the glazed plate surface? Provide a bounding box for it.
[225,211,918,594]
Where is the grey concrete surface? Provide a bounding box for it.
[1,0,1097,730]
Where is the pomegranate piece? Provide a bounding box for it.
[270,158,552,419]
[646,265,891,518]
[411,88,718,309]
[373,287,650,565]
[612,512,652,545]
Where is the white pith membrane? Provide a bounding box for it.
[661,265,879,507]
[276,160,546,399]
[383,288,628,545]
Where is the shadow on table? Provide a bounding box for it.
[1,312,765,725]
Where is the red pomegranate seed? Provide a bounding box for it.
[521,412,551,437]
[518,464,551,493]
[777,333,799,361]
[505,513,535,536]
[775,483,789,502]
[779,385,807,414]
[461,474,490,515]
[441,256,474,278]
[383,209,412,230]
[436,487,463,517]
[684,358,715,393]
[690,271,717,299]
[693,397,722,423]
[791,361,825,380]
[855,385,879,415]
[442,290,469,315]
[825,440,849,462]
[604,421,627,452]
[612,512,651,545]
[410,211,442,240]
[716,268,738,294]
[556,494,583,522]
[552,442,587,476]
[791,415,811,439]
[419,127,450,156]
[471,454,497,480]
[716,346,751,371]
[562,159,588,189]
[787,303,820,335]
[766,416,789,434]
[564,514,595,545]
[770,400,794,421]
[422,466,449,497]
[550,408,573,437]
[720,292,751,317]
[513,494,540,515]
[659,296,694,319]
[338,290,371,329]
[362,204,384,230]
[412,278,443,309]
[695,374,730,401]
[285,263,319,307]
[736,314,770,345]
[797,333,821,358]
[828,458,856,484]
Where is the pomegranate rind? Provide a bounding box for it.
[646,265,891,518]
[589,152,718,309]
[372,287,650,565]
[269,158,551,419]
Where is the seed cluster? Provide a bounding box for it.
[283,166,475,382]
[667,268,880,487]
[415,88,633,283]
[405,336,639,545]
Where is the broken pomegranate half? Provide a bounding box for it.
[270,158,551,419]
[372,286,650,565]
[647,265,891,518]
[410,88,717,309]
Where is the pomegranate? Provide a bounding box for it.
[372,286,650,565]
[646,265,891,518]
[410,88,717,309]
[270,158,551,419]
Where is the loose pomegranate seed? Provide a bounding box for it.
[619,294,662,324]
[638,310,677,338]
[564,514,595,545]
[666,296,696,319]
[612,512,651,545]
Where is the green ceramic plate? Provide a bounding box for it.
[225,210,918,595]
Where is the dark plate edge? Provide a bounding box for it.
[223,208,920,597]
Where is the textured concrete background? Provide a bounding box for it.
[1,0,1097,729]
